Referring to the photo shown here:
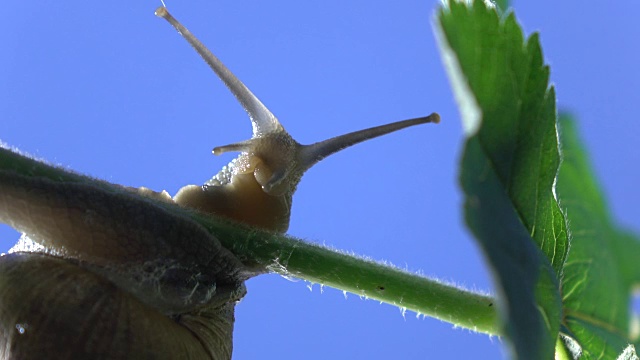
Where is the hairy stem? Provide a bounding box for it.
[199,213,498,334]
[0,146,499,335]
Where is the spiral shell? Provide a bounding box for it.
[0,252,244,359]
[0,169,248,359]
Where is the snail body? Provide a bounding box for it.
[0,6,438,359]
[155,7,439,233]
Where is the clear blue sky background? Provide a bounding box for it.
[1,1,638,359]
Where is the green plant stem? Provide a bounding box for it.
[236,224,496,333]
[0,146,499,335]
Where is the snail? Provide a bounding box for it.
[0,6,439,360]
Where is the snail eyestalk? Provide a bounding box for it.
[297,113,440,172]
[155,6,282,137]
[160,7,440,233]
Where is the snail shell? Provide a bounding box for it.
[0,6,439,360]
[0,170,247,360]
[0,252,242,359]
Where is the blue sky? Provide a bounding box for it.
[1,1,638,358]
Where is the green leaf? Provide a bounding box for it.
[556,115,640,358]
[436,1,567,358]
